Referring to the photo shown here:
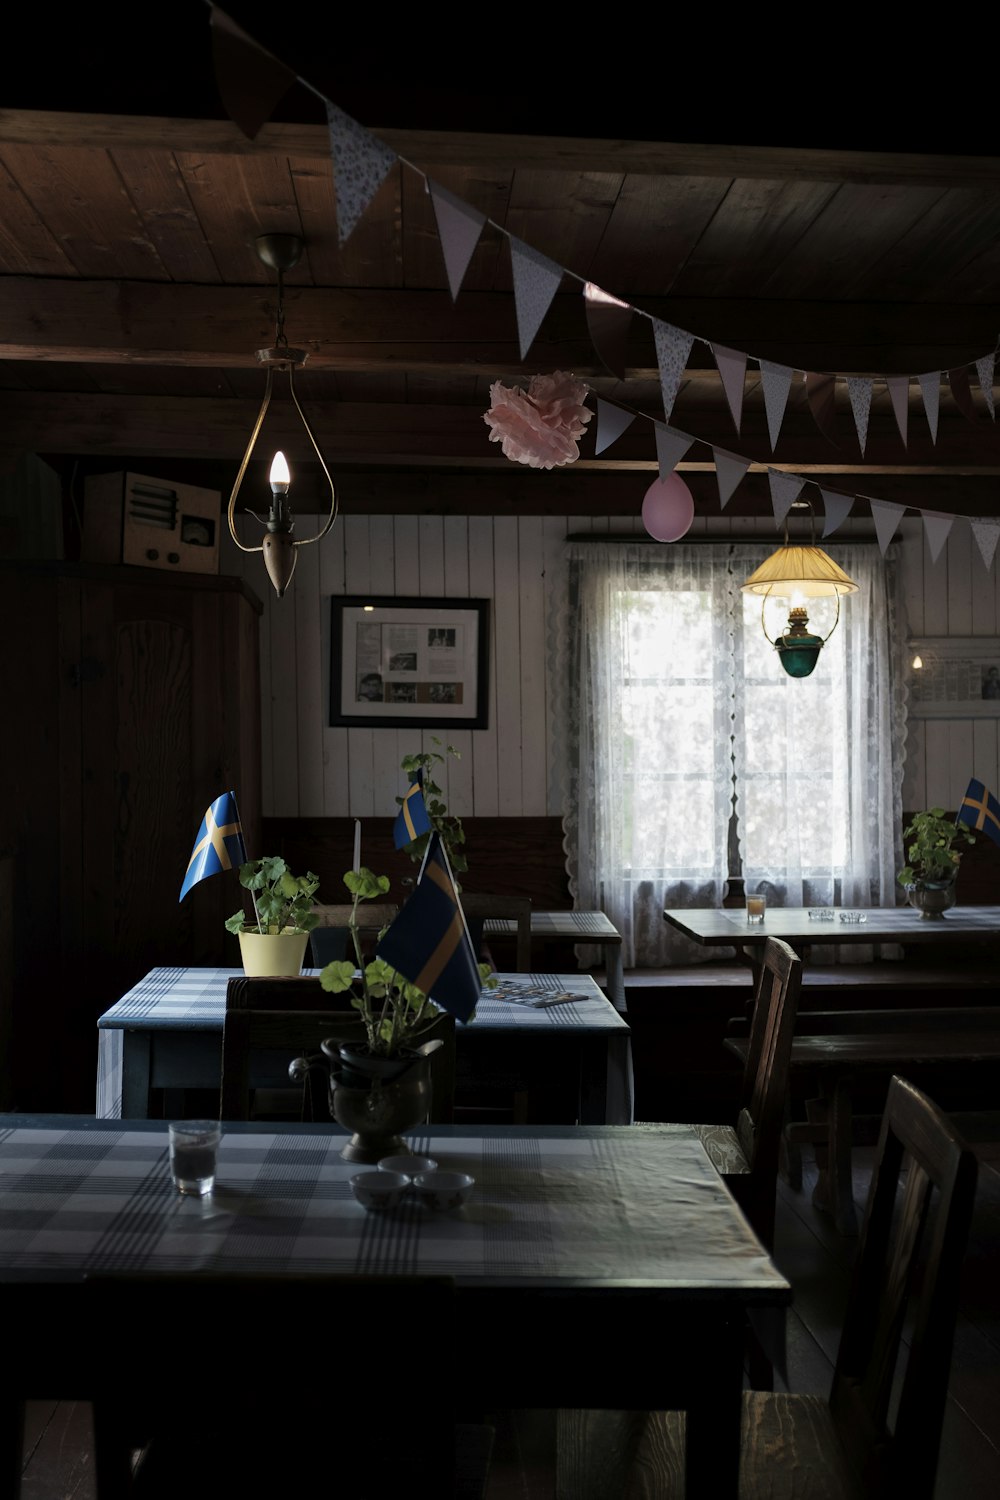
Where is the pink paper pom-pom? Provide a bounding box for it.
[483,371,592,469]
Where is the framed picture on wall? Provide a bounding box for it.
[907,636,1000,717]
[330,596,490,729]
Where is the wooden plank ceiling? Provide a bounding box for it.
[1,5,999,522]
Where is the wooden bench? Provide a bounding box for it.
[724,1006,1000,1236]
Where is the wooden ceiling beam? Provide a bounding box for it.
[0,279,996,377]
[4,109,1000,188]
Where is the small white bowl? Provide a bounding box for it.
[412,1169,475,1212]
[378,1154,438,1178]
[350,1170,409,1211]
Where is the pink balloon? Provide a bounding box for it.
[642,473,695,542]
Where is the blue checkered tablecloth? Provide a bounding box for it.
[96,970,633,1125]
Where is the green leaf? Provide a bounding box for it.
[224,910,247,934]
[319,961,357,994]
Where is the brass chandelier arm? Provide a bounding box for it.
[226,364,274,555]
[286,364,338,547]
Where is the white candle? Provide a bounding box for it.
[353,820,361,872]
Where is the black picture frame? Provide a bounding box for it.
[330,595,490,729]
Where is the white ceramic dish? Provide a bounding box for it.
[378,1154,438,1177]
[350,1169,409,1211]
[412,1169,475,1211]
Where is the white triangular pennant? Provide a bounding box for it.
[427,180,486,302]
[594,399,635,455]
[975,353,996,420]
[325,102,398,247]
[652,320,695,424]
[712,344,747,434]
[713,449,750,510]
[918,372,941,444]
[846,376,873,456]
[759,360,794,451]
[885,375,909,447]
[509,236,564,361]
[653,424,694,482]
[970,517,1000,571]
[767,470,805,527]
[868,497,907,554]
[819,489,854,538]
[922,511,954,565]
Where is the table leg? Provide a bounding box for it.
[604,945,627,1013]
[829,1074,858,1237]
[120,1031,153,1120]
[685,1315,744,1497]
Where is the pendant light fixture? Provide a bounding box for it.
[741,498,858,678]
[226,233,337,597]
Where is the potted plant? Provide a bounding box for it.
[397,739,468,882]
[224,855,321,974]
[897,807,975,919]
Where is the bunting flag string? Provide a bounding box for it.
[805,371,840,448]
[428,180,486,302]
[712,345,747,435]
[922,511,955,564]
[846,376,873,456]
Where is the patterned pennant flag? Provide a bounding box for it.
[759,360,795,451]
[948,366,978,423]
[956,777,1000,849]
[970,517,1000,571]
[819,489,854,539]
[509,237,564,361]
[326,101,398,247]
[179,791,248,901]
[428,180,486,302]
[712,345,747,434]
[376,832,481,1023]
[846,376,873,456]
[594,398,636,455]
[652,320,695,424]
[975,353,996,419]
[868,497,907,554]
[918,372,941,444]
[653,424,693,482]
[805,371,840,447]
[767,471,805,527]
[922,511,954,564]
[713,449,750,510]
[209,8,296,141]
[584,283,632,380]
[885,376,909,447]
[394,777,432,849]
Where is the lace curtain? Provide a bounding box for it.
[547,539,906,967]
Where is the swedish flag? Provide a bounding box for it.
[376,832,481,1022]
[393,772,432,849]
[956,777,1000,849]
[179,791,248,901]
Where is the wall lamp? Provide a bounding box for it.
[742,499,859,678]
[226,233,337,597]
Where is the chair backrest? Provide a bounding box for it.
[309,902,399,967]
[219,975,455,1123]
[735,935,802,1246]
[461,893,532,972]
[829,1075,978,1498]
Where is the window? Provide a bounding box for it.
[550,540,905,966]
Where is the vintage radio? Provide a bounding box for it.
[82,471,221,575]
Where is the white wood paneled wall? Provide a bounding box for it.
[221,509,1000,820]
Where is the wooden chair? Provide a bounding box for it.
[5,1274,492,1499]
[219,975,455,1123]
[461,893,532,972]
[308,902,399,967]
[606,1075,979,1499]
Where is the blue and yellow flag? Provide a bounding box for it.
[956,778,1000,849]
[376,832,481,1022]
[393,772,432,849]
[179,791,248,901]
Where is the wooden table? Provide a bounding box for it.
[0,1115,790,1499]
[484,910,626,1011]
[96,968,633,1125]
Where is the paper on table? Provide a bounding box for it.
[491,981,589,1008]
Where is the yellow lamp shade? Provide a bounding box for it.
[742,545,859,599]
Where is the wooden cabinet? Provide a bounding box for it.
[3,561,262,1111]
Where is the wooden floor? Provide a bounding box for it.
[18,1139,1000,1499]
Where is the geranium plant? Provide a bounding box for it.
[318,866,496,1057]
[224,855,321,935]
[897,808,975,887]
[397,738,468,880]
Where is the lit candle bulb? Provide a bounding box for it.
[269,450,290,493]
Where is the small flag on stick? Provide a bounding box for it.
[376,832,481,1022]
[393,773,432,849]
[179,791,247,901]
[956,778,1000,849]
